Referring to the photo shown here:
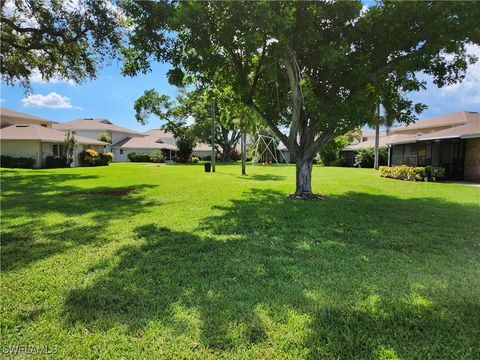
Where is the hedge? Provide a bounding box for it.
[379,165,445,181]
[46,156,68,168]
[1,155,35,168]
[127,153,151,162]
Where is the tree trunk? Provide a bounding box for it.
[241,132,246,175]
[374,122,380,169]
[221,146,233,161]
[294,158,313,197]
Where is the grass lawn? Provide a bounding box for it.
[1,163,479,359]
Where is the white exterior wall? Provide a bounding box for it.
[1,140,41,167]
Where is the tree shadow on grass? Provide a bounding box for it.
[237,174,287,181]
[63,189,480,358]
[1,170,159,272]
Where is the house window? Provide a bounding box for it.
[52,144,64,157]
[120,149,124,154]
[41,124,47,127]
[362,137,368,142]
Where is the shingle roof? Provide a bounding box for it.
[53,118,143,136]
[0,124,107,145]
[112,136,177,150]
[0,106,57,124]
[389,111,478,133]
[417,118,480,141]
[143,129,175,138]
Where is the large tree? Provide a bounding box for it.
[122,1,479,198]
[1,0,122,91]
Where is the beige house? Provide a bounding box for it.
[0,107,106,168]
[342,111,480,181]
[143,129,213,159]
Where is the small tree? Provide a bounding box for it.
[97,133,112,143]
[319,136,350,166]
[63,131,78,167]
[149,150,164,163]
[176,131,196,163]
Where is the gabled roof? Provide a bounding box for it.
[143,129,175,138]
[53,118,143,136]
[112,136,177,150]
[0,124,107,145]
[389,111,478,133]
[417,118,480,141]
[0,106,57,124]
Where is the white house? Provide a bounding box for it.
[0,107,106,168]
[53,118,144,157]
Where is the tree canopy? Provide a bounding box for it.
[121,0,479,197]
[1,0,123,91]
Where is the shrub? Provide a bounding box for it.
[3,157,36,168]
[127,153,151,162]
[191,156,199,164]
[98,152,114,166]
[46,156,68,168]
[424,165,445,180]
[380,165,445,181]
[354,147,388,168]
[1,155,12,167]
[149,150,164,163]
[203,155,212,161]
[80,149,99,166]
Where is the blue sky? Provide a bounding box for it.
[1,45,478,132]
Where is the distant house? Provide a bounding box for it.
[342,111,480,181]
[143,129,213,159]
[53,118,144,156]
[0,107,106,168]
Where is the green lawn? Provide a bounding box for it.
[1,163,479,359]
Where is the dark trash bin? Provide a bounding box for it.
[204,162,211,172]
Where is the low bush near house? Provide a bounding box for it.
[424,165,445,180]
[149,150,164,163]
[98,152,114,166]
[80,149,111,166]
[80,149,99,166]
[46,156,68,168]
[127,153,151,162]
[380,165,445,181]
[191,156,199,164]
[1,155,12,167]
[1,156,35,168]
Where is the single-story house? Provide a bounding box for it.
[1,107,107,168]
[143,129,213,159]
[341,111,480,181]
[112,136,177,161]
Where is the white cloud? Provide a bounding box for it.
[0,98,5,103]
[438,44,480,105]
[29,69,76,85]
[22,92,80,109]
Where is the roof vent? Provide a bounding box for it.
[416,132,423,136]
[155,139,164,144]
[84,118,94,120]
[99,119,112,124]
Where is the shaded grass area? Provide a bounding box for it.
[1,164,479,359]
